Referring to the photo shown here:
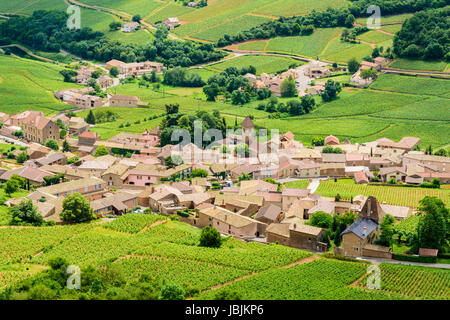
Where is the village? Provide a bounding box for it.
[0,107,448,261]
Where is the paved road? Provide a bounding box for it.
[0,135,29,147]
[358,257,450,269]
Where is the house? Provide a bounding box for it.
[22,116,59,144]
[121,21,139,32]
[91,191,139,216]
[26,143,52,160]
[68,94,104,109]
[97,75,113,89]
[148,184,185,214]
[377,137,420,151]
[0,166,54,186]
[78,155,118,177]
[75,66,96,85]
[281,188,310,211]
[324,135,339,145]
[379,166,407,182]
[39,164,91,180]
[402,153,450,173]
[163,17,179,30]
[266,221,327,251]
[338,196,391,259]
[35,176,107,201]
[109,95,141,107]
[107,60,165,77]
[68,117,90,136]
[354,170,369,184]
[303,61,331,78]
[123,166,163,186]
[4,111,44,127]
[254,204,282,224]
[197,205,267,238]
[34,152,67,167]
[278,157,320,178]
[101,163,130,187]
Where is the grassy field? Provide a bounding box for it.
[191,15,271,42]
[0,55,79,115]
[370,74,450,98]
[357,30,393,44]
[1,215,446,299]
[284,180,310,189]
[389,59,448,72]
[209,55,300,75]
[254,0,349,17]
[314,179,450,208]
[80,0,166,17]
[0,0,66,14]
[238,40,268,51]
[356,13,413,25]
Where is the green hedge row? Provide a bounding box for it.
[393,253,437,263]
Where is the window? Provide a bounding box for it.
[354,247,359,251]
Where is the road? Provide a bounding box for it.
[0,135,29,147]
[358,257,450,270]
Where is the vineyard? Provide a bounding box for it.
[393,214,421,237]
[103,214,167,234]
[358,264,450,300]
[314,180,450,208]
[198,259,403,300]
[1,216,449,299]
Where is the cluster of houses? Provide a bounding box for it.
[350,57,390,87]
[105,59,165,78]
[1,113,448,259]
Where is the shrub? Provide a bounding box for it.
[199,226,222,248]
[393,253,437,263]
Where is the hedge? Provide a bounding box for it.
[393,253,437,263]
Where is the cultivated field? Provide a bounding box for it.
[358,264,450,300]
[389,59,449,72]
[314,180,450,208]
[0,55,79,115]
[208,55,300,75]
[1,215,446,299]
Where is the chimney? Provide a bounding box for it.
[362,225,367,237]
[293,223,297,229]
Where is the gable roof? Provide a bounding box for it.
[255,204,282,221]
[241,116,255,129]
[341,217,378,239]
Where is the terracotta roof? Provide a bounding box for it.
[0,167,54,183]
[241,116,255,129]
[325,135,339,145]
[79,131,98,139]
[282,188,309,197]
[255,204,281,221]
[290,222,323,236]
[354,171,369,184]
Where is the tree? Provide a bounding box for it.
[345,14,355,28]
[434,148,447,157]
[132,15,142,23]
[416,197,449,251]
[203,82,220,101]
[85,110,96,124]
[280,76,298,97]
[59,69,77,82]
[4,179,19,196]
[312,137,324,146]
[94,145,109,157]
[16,151,28,164]
[109,21,122,31]
[360,68,377,79]
[309,211,333,229]
[374,214,395,247]
[45,139,59,151]
[347,58,360,73]
[109,66,119,78]
[213,289,242,300]
[321,80,341,102]
[235,143,249,157]
[62,140,70,152]
[60,193,95,223]
[10,200,44,226]
[159,283,185,300]
[199,226,222,248]
[165,155,183,167]
[191,168,208,178]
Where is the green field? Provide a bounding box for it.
[81,0,166,17]
[199,259,404,300]
[0,0,66,14]
[254,0,349,17]
[370,74,450,99]
[191,15,271,42]
[0,55,82,115]
[2,214,447,300]
[314,179,450,208]
[284,180,310,189]
[389,59,448,72]
[356,13,413,25]
[209,55,300,75]
[357,30,393,44]
[358,263,450,300]
[238,40,268,51]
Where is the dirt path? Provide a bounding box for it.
[137,219,167,233]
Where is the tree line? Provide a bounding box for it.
[0,10,226,67]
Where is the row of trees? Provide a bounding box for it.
[0,11,226,67]
[256,96,315,116]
